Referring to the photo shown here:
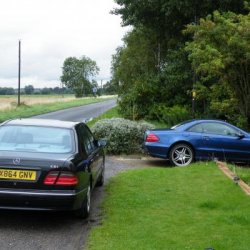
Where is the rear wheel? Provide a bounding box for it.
[96,162,105,187]
[75,183,91,219]
[169,143,194,167]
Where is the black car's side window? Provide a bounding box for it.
[80,125,97,155]
[75,125,87,156]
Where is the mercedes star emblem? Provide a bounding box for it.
[13,158,21,165]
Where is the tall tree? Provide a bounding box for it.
[113,0,247,43]
[185,11,250,125]
[114,0,248,29]
[111,28,161,118]
[111,0,249,122]
[61,56,99,97]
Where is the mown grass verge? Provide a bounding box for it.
[87,106,121,127]
[87,106,167,129]
[0,97,113,122]
[87,162,250,250]
[86,104,168,128]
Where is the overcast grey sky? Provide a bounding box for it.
[0,0,128,88]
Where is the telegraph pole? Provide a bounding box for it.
[192,2,198,116]
[18,40,21,106]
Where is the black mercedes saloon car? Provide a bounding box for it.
[0,118,105,218]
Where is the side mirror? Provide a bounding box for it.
[98,139,107,147]
[237,133,245,139]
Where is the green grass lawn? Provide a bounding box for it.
[87,162,250,250]
[0,97,113,122]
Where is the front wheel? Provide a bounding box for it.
[169,143,194,167]
[75,183,91,219]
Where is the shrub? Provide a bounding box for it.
[147,104,191,126]
[91,118,155,154]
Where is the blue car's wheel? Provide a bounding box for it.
[169,143,194,167]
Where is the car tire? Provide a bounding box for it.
[169,143,194,167]
[75,182,91,219]
[96,162,105,187]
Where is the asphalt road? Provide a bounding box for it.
[34,99,117,122]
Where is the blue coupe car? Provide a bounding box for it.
[144,119,250,166]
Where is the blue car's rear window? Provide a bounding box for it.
[171,120,194,130]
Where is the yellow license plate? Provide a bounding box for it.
[0,169,36,181]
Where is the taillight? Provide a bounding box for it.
[146,133,160,142]
[44,171,78,186]
[44,171,59,185]
[56,172,78,185]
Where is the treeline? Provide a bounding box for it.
[0,82,115,96]
[0,86,73,95]
[111,0,250,128]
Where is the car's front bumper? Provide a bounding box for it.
[0,188,87,211]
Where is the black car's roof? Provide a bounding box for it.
[3,119,79,129]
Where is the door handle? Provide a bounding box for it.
[203,136,210,140]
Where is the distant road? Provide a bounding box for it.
[33,99,117,122]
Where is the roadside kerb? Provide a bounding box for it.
[217,161,250,196]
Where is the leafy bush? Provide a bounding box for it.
[147,104,191,126]
[91,118,154,154]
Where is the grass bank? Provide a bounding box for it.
[87,162,250,250]
[229,164,250,186]
[0,97,114,122]
[87,106,168,128]
[146,119,168,128]
[87,106,120,127]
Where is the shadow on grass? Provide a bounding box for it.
[106,155,172,170]
[141,158,171,168]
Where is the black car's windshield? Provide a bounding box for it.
[0,125,74,153]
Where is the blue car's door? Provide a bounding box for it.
[187,121,250,161]
[199,122,250,161]
[221,134,250,161]
[201,132,227,160]
[187,122,225,159]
